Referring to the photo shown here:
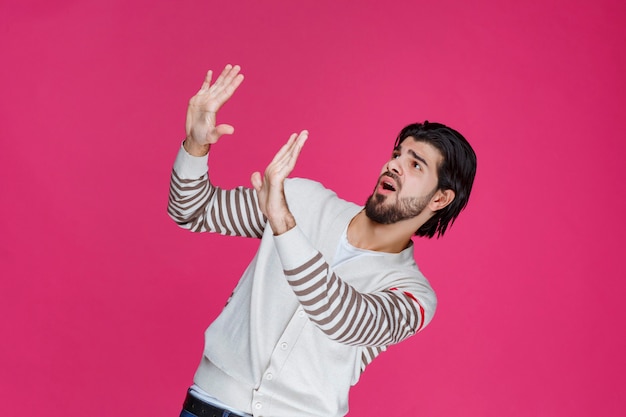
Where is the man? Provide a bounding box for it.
[169,64,477,417]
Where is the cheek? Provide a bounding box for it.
[420,171,439,189]
[403,177,434,197]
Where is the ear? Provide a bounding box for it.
[428,189,455,212]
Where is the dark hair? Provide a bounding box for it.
[395,121,477,238]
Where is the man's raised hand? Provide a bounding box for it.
[184,65,244,156]
[251,130,309,235]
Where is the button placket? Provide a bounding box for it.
[253,307,308,413]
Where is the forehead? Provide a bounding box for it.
[398,137,444,168]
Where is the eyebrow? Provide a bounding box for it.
[396,145,429,168]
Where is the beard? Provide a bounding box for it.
[364,180,435,224]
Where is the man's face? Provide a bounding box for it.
[365,138,443,224]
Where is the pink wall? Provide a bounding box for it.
[1,0,625,415]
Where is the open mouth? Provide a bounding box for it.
[382,181,396,191]
[379,172,399,192]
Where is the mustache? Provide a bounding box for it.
[378,171,401,191]
[382,171,399,181]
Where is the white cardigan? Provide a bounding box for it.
[168,146,436,417]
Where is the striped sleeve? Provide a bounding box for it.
[275,227,433,348]
[167,146,266,237]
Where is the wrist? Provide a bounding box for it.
[268,212,296,236]
[183,138,210,156]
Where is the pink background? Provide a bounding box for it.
[1,0,625,416]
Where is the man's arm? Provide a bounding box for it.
[167,65,266,237]
[276,231,435,348]
[249,132,433,347]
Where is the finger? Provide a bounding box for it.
[265,131,307,180]
[208,65,243,109]
[217,73,244,103]
[211,64,240,94]
[296,130,309,143]
[212,64,233,89]
[269,133,299,166]
[250,171,263,192]
[285,130,309,168]
[277,131,307,166]
[198,70,213,93]
[221,64,241,87]
[215,124,235,137]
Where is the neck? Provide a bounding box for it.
[347,210,418,253]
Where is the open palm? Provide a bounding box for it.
[185,64,244,148]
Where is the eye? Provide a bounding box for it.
[392,152,400,159]
[413,161,421,170]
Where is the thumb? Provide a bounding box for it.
[215,124,235,138]
[250,171,263,192]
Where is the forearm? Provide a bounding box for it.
[167,144,266,237]
[265,194,296,235]
[274,226,431,347]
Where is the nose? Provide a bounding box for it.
[387,158,402,175]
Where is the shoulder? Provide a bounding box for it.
[284,177,343,207]
[382,262,438,325]
[375,247,437,307]
[283,177,361,232]
[284,177,332,195]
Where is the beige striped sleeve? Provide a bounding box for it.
[275,227,431,348]
[167,147,266,237]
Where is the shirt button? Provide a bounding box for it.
[298,310,305,318]
[281,342,288,350]
[266,373,273,380]
[255,402,263,409]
